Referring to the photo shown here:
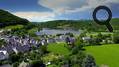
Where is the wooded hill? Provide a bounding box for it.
[0,9,29,27]
[37,18,119,32]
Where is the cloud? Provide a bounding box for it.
[12,0,119,22]
[13,12,55,22]
[39,0,119,13]
[39,0,86,13]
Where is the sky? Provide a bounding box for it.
[0,0,119,22]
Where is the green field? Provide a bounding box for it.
[45,43,119,67]
[85,44,119,67]
[43,43,70,65]
[47,43,70,55]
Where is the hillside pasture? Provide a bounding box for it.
[85,44,119,67]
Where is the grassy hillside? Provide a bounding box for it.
[0,9,29,27]
[85,44,119,67]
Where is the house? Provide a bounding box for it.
[41,39,47,45]
[82,37,91,41]
[69,37,75,45]
[47,38,55,43]
[18,61,29,67]
[12,47,18,54]
[0,50,9,60]
[14,45,31,53]
[65,37,76,46]
[3,46,14,54]
[0,64,12,67]
[0,29,4,33]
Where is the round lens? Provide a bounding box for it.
[96,9,109,22]
[93,6,112,25]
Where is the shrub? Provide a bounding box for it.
[30,60,45,67]
[82,54,96,67]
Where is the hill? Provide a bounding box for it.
[0,9,29,27]
[37,18,119,32]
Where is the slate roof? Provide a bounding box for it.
[16,45,31,53]
[0,52,5,60]
[0,64,12,67]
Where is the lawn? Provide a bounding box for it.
[85,44,119,67]
[47,43,70,55]
[43,43,70,66]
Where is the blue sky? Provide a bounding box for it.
[0,0,119,22]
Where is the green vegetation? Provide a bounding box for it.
[28,27,38,37]
[30,60,45,67]
[28,28,38,34]
[1,9,119,67]
[0,39,6,47]
[3,25,24,30]
[47,43,70,55]
[46,40,96,67]
[0,9,29,27]
[3,23,39,37]
[85,44,119,67]
[37,18,119,32]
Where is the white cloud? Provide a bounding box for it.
[12,0,119,22]
[13,12,55,22]
[39,0,119,13]
[39,0,86,13]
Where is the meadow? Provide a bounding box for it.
[47,43,70,55]
[85,44,119,67]
[46,43,119,67]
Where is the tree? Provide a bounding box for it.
[0,39,6,47]
[97,33,103,39]
[40,45,48,54]
[112,33,119,43]
[65,33,74,37]
[71,47,79,55]
[13,62,19,67]
[8,53,23,64]
[80,32,86,38]
[30,60,45,67]
[82,54,96,67]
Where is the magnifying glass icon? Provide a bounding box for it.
[93,6,113,32]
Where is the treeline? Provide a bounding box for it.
[36,18,119,32]
[0,9,29,27]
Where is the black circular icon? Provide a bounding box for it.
[93,6,113,32]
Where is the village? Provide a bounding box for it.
[0,29,77,62]
[0,27,116,67]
